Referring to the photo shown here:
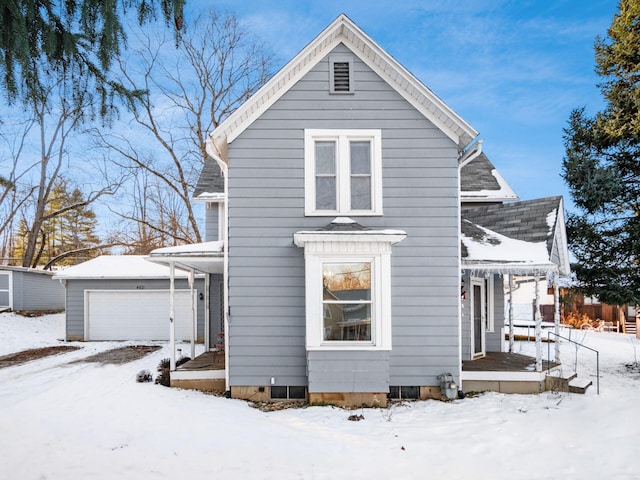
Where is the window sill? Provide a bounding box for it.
[305,211,383,217]
[306,344,391,352]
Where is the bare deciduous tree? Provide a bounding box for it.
[97,9,273,251]
[0,118,38,260]
[0,85,119,268]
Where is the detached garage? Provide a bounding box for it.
[0,266,65,312]
[54,256,205,342]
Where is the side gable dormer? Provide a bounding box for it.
[461,152,518,204]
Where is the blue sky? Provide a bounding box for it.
[189,0,617,211]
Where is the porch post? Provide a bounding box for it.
[534,273,542,372]
[554,274,561,363]
[204,274,210,351]
[188,268,196,360]
[169,262,176,371]
[508,275,514,353]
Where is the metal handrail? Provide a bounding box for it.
[546,330,599,394]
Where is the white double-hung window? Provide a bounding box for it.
[304,129,382,216]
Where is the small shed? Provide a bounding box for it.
[53,256,205,342]
[0,266,65,312]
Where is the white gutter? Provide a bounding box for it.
[461,262,558,275]
[205,137,230,392]
[458,139,483,169]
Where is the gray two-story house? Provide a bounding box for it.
[151,14,571,406]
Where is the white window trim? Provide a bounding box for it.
[304,129,383,216]
[470,277,486,358]
[0,271,12,310]
[294,227,406,351]
[486,275,495,332]
[306,252,390,350]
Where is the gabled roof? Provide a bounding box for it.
[460,152,518,202]
[207,13,478,160]
[461,197,570,276]
[193,160,224,201]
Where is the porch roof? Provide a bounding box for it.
[461,196,570,276]
[146,241,224,274]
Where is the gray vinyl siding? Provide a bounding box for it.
[226,43,461,390]
[5,270,64,311]
[205,203,220,241]
[64,278,204,340]
[307,350,390,392]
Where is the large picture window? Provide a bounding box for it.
[305,129,382,216]
[294,221,406,351]
[322,262,372,342]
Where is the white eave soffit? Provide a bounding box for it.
[209,14,478,150]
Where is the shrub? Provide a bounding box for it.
[155,358,170,387]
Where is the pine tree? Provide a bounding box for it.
[0,0,184,116]
[562,0,640,305]
[58,187,101,265]
[11,182,102,267]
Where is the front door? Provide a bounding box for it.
[471,278,486,358]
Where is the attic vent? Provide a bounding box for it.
[333,62,350,91]
[329,54,354,94]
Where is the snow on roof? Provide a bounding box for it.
[460,153,518,202]
[52,255,190,280]
[0,265,55,276]
[149,241,224,256]
[461,222,552,267]
[194,192,225,202]
[146,242,225,274]
[460,169,519,202]
[546,208,558,234]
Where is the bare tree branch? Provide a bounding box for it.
[95,10,274,252]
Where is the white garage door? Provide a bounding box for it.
[86,290,196,341]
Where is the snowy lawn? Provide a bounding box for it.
[1,313,639,480]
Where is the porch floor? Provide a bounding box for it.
[176,350,225,371]
[462,352,559,372]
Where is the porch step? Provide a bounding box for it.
[545,370,577,392]
[568,377,593,394]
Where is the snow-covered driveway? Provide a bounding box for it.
[1,312,639,480]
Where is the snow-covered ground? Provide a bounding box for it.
[1,312,639,480]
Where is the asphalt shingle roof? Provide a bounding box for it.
[193,160,224,197]
[460,152,501,192]
[461,196,562,259]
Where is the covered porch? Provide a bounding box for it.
[146,241,226,385]
[460,196,572,394]
[461,351,561,394]
[170,350,226,392]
